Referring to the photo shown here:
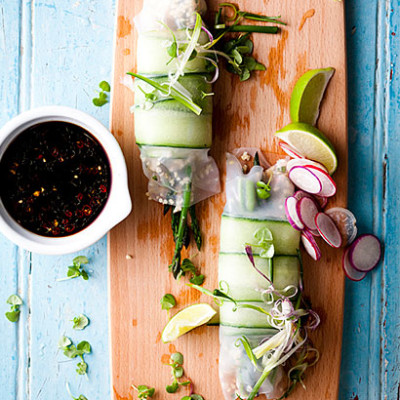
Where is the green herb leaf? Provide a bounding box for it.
[73,256,89,266]
[6,294,23,306]
[5,310,20,322]
[99,80,111,92]
[166,381,179,393]
[171,352,184,365]
[78,396,88,400]
[161,294,176,311]
[92,96,108,107]
[63,345,79,359]
[167,41,178,58]
[174,366,184,378]
[77,340,91,354]
[58,335,72,349]
[189,274,205,285]
[58,257,90,281]
[72,314,90,330]
[134,385,155,399]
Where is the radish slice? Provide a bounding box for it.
[279,142,304,159]
[288,166,322,194]
[285,196,304,231]
[325,207,357,246]
[294,190,328,209]
[287,159,328,174]
[301,230,321,260]
[348,234,382,272]
[315,212,343,248]
[297,197,319,231]
[303,165,337,197]
[342,247,367,281]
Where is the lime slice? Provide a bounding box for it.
[161,303,217,343]
[275,122,337,174]
[290,67,335,125]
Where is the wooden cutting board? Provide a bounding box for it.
[109,1,347,399]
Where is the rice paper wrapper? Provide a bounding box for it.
[219,326,286,400]
[140,145,220,209]
[224,152,294,220]
[134,0,207,33]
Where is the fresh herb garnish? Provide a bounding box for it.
[66,383,88,400]
[161,294,176,311]
[132,384,155,399]
[59,336,91,376]
[181,259,205,285]
[72,314,90,330]
[92,80,110,107]
[246,228,275,259]
[165,352,191,394]
[57,256,89,281]
[181,395,204,400]
[5,294,23,322]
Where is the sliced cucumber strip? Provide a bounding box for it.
[220,325,278,338]
[220,215,300,255]
[135,109,212,148]
[220,301,272,329]
[219,253,272,301]
[137,30,210,75]
[219,254,300,301]
[272,256,301,291]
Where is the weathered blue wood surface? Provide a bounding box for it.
[0,0,398,399]
[0,0,115,399]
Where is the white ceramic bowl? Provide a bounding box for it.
[0,106,132,254]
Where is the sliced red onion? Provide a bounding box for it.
[348,234,382,272]
[279,142,304,159]
[288,166,322,194]
[342,247,367,281]
[315,212,342,248]
[303,165,336,197]
[325,207,357,246]
[287,159,328,173]
[285,196,304,231]
[297,197,319,231]
[201,25,214,42]
[301,230,321,261]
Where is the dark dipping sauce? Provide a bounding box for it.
[0,121,111,237]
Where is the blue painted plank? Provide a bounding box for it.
[0,1,24,400]
[0,0,116,399]
[27,0,116,398]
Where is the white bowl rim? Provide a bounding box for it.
[0,106,132,254]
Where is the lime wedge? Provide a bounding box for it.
[161,303,217,343]
[275,122,337,174]
[290,67,335,125]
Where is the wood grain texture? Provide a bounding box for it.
[109,1,347,399]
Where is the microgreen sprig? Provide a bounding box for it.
[181,395,204,400]
[161,294,176,311]
[165,352,191,394]
[57,256,89,282]
[132,384,155,399]
[59,336,91,377]
[5,294,23,322]
[66,383,88,400]
[72,314,90,330]
[92,80,111,107]
[181,259,205,285]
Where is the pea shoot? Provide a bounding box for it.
[181,395,204,400]
[5,294,23,322]
[180,258,205,285]
[161,294,176,311]
[165,352,191,394]
[72,314,90,330]
[92,80,111,107]
[132,384,155,399]
[59,336,92,377]
[57,256,89,282]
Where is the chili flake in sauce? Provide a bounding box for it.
[0,121,111,237]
